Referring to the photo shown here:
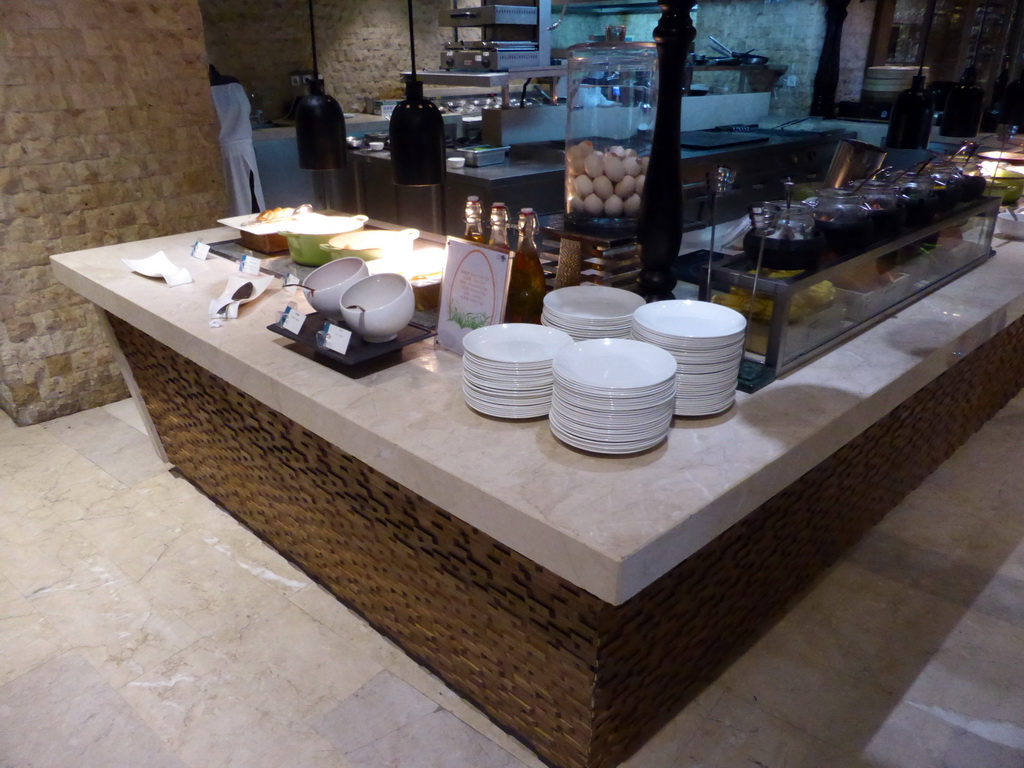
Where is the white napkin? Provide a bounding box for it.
[208,273,274,319]
[122,251,193,287]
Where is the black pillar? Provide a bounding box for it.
[637,0,696,301]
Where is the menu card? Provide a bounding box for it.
[436,237,511,354]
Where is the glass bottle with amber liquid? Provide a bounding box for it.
[464,196,486,243]
[488,202,510,249]
[504,208,545,324]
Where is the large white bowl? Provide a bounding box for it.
[340,273,415,343]
[995,210,1024,240]
[301,257,369,319]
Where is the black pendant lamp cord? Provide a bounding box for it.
[308,0,319,79]
[407,0,418,81]
[970,0,990,72]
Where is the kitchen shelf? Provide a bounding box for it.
[405,66,568,107]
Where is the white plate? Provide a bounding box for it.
[633,300,747,340]
[463,324,574,364]
[552,339,677,391]
[543,285,646,321]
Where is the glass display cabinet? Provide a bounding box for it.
[700,195,1000,385]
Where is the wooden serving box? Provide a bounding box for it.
[239,229,289,254]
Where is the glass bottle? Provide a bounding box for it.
[464,196,486,243]
[504,208,546,324]
[928,161,965,211]
[488,202,510,249]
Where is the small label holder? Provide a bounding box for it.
[278,303,306,335]
[316,320,352,355]
[239,253,262,275]
[191,241,210,260]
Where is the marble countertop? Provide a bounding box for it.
[51,230,1024,604]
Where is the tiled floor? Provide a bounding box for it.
[1,394,1023,768]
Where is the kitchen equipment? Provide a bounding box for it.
[454,145,510,166]
[298,257,369,319]
[889,171,940,226]
[564,41,658,234]
[852,180,906,237]
[823,139,888,189]
[928,161,966,211]
[341,273,416,343]
[439,0,552,72]
[812,188,875,255]
[707,36,769,66]
[320,228,420,261]
[278,214,369,266]
[742,201,826,270]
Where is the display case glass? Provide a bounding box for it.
[702,195,999,383]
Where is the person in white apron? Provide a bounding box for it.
[210,66,266,216]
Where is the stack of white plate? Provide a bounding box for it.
[631,300,746,417]
[462,323,574,419]
[542,285,646,340]
[550,338,677,454]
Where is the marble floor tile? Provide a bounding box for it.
[343,708,531,768]
[2,390,1024,768]
[43,405,170,487]
[102,395,149,433]
[0,576,68,688]
[314,670,440,754]
[0,653,187,768]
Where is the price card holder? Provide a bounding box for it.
[278,303,306,335]
[316,321,352,355]
[239,253,262,275]
[436,237,512,354]
[191,241,210,261]
[282,271,301,296]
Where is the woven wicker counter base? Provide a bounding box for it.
[108,313,1024,768]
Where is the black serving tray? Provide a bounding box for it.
[267,311,435,367]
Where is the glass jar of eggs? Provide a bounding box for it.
[564,42,658,234]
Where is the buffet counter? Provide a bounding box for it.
[51,230,1024,768]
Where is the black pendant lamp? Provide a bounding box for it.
[389,0,446,185]
[886,0,937,149]
[939,0,990,137]
[1002,68,1024,129]
[295,0,346,170]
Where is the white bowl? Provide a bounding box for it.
[368,141,385,151]
[447,157,466,169]
[301,257,369,319]
[341,273,415,343]
[995,210,1024,240]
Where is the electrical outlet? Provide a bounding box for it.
[781,75,798,88]
[290,75,301,87]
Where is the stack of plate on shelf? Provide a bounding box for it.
[462,323,574,419]
[541,285,646,340]
[631,300,746,417]
[550,338,677,454]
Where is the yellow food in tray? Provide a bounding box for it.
[713,269,836,325]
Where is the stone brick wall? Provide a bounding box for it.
[1,0,227,426]
[199,0,452,119]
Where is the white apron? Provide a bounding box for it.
[211,83,266,216]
